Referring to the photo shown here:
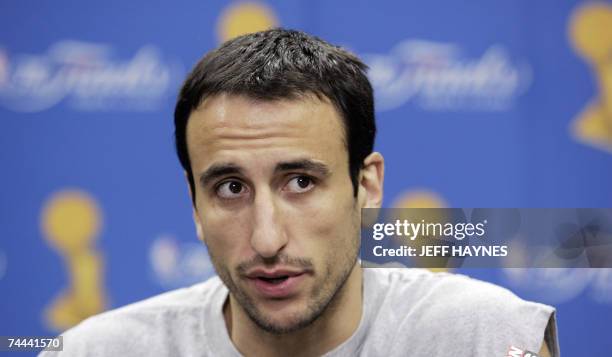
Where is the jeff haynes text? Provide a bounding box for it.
[372,245,508,257]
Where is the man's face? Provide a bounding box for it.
[186,94,363,334]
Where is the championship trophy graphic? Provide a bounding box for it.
[41,190,106,331]
[569,3,612,152]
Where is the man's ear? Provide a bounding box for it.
[193,211,205,243]
[185,171,205,243]
[358,152,384,208]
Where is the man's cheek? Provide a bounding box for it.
[209,224,253,259]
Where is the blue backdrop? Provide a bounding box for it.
[1,1,611,355]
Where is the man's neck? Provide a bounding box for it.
[224,265,363,357]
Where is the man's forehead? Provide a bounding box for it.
[186,93,346,144]
[185,93,349,172]
[193,93,338,121]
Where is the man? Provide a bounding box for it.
[42,29,558,356]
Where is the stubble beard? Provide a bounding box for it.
[209,235,360,335]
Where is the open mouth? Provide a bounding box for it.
[247,271,307,298]
[257,276,290,284]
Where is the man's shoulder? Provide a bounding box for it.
[83,274,222,325]
[365,268,558,356]
[370,268,551,312]
[40,276,224,356]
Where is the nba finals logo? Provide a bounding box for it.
[41,190,107,331]
[0,42,180,113]
[569,2,612,152]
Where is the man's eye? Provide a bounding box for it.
[285,176,314,193]
[216,180,248,199]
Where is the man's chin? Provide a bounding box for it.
[242,298,319,335]
[248,310,317,335]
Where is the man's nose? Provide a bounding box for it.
[250,189,288,258]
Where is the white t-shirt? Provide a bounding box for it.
[40,268,559,356]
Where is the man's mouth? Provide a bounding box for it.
[245,269,307,298]
[257,276,291,284]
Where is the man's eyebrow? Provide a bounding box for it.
[275,160,331,177]
[198,160,331,186]
[199,163,244,186]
